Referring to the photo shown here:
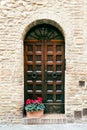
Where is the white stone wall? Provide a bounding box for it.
[0,0,87,123]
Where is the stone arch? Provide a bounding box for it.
[21,11,73,55]
[21,8,73,50]
[23,19,65,41]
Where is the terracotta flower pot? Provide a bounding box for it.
[26,110,44,118]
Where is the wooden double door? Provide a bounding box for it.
[24,40,65,113]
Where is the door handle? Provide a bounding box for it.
[52,72,57,79]
[32,71,37,79]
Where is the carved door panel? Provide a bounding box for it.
[44,40,65,113]
[24,40,65,113]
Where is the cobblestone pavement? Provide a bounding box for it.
[0,124,87,130]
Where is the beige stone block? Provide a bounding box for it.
[75,38,84,44]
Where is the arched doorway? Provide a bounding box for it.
[24,23,65,113]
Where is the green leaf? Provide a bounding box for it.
[25,103,45,112]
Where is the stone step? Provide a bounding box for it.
[22,114,67,125]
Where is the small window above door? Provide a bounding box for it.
[25,24,64,41]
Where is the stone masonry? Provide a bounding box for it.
[0,0,87,123]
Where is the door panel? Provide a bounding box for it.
[24,40,65,113]
[44,40,64,113]
[24,40,45,100]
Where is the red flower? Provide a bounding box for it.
[37,97,43,103]
[32,100,39,104]
[31,99,34,103]
[26,97,43,105]
[26,99,32,105]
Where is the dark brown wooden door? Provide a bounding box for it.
[24,40,65,113]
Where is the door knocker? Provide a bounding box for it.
[32,71,37,79]
[52,72,57,79]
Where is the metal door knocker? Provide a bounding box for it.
[52,72,57,79]
[32,71,37,79]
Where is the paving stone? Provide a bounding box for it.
[0,124,87,130]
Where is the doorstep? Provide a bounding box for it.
[22,114,67,125]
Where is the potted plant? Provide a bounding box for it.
[25,97,45,118]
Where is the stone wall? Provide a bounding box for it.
[0,0,87,123]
